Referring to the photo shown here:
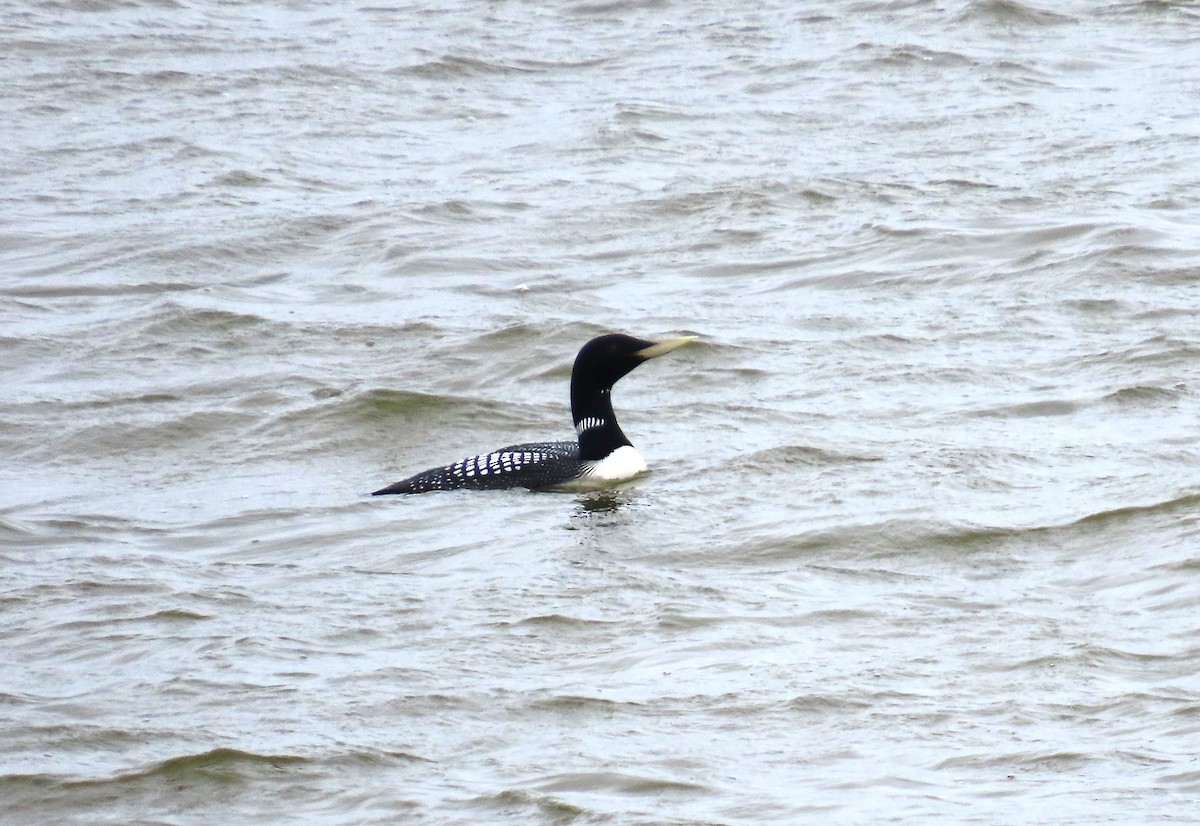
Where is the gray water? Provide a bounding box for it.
[4,0,1200,823]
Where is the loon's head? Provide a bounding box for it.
[568,333,695,460]
[571,333,696,393]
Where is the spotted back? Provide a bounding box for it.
[372,441,581,495]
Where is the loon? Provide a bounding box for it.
[371,333,695,495]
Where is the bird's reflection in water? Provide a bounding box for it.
[569,489,634,522]
[579,489,625,512]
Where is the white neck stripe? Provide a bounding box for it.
[575,416,606,435]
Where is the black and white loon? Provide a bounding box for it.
[371,333,695,495]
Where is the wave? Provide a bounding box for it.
[502,613,623,630]
[534,770,712,795]
[524,694,645,713]
[0,745,428,789]
[395,52,608,80]
[935,749,1094,772]
[955,0,1077,25]
[916,491,1200,551]
[742,443,882,470]
[743,490,1200,563]
[969,380,1190,419]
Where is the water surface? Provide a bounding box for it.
[3,1,1200,823]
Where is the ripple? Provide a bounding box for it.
[956,0,1077,25]
[535,770,713,796]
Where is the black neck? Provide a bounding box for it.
[571,385,631,461]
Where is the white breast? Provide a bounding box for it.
[552,446,649,491]
[590,445,648,480]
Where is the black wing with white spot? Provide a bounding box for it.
[371,441,582,495]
